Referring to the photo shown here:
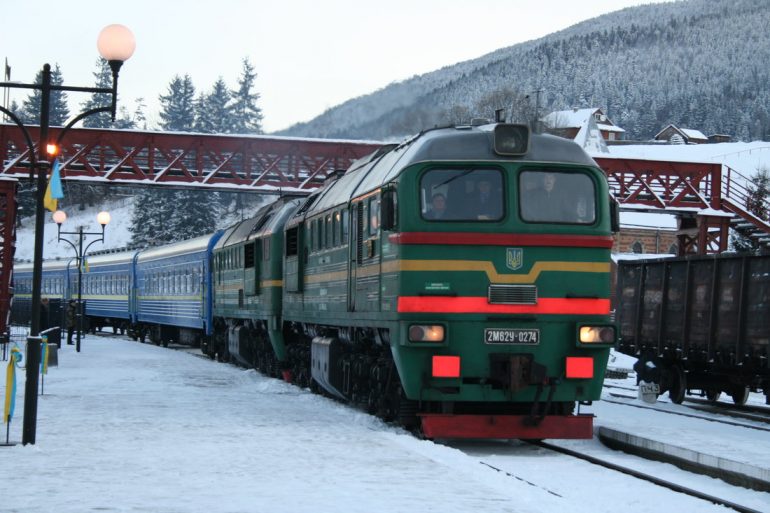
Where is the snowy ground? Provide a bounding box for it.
[2,335,768,513]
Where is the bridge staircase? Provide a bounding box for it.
[595,156,770,255]
[719,165,770,251]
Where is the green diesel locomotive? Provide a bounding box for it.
[209,123,617,439]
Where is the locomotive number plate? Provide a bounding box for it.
[484,328,540,345]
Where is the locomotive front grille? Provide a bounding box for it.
[488,284,537,305]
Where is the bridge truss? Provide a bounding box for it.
[1,124,768,255]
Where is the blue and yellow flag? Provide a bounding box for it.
[4,347,22,424]
[40,335,49,375]
[43,158,64,212]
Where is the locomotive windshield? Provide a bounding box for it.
[420,168,504,221]
[519,170,596,224]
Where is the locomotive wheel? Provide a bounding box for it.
[668,367,686,404]
[705,388,721,402]
[730,386,749,406]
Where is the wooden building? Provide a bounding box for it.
[654,124,708,144]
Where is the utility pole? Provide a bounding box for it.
[531,88,544,133]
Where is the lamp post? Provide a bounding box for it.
[0,24,134,445]
[53,210,111,353]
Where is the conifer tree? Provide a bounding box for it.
[169,189,219,241]
[731,167,770,253]
[81,59,114,128]
[49,65,70,126]
[158,74,196,131]
[130,188,175,246]
[20,64,70,126]
[194,78,232,133]
[229,58,263,134]
[133,97,148,130]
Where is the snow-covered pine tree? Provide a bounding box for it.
[168,189,219,241]
[128,189,153,246]
[158,74,196,131]
[81,59,115,128]
[194,77,232,134]
[49,65,70,126]
[731,167,770,253]
[20,64,69,126]
[129,188,178,246]
[229,58,263,134]
[133,97,148,130]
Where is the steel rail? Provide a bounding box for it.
[529,440,764,513]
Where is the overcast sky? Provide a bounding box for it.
[2,0,673,133]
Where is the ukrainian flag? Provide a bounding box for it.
[4,347,22,424]
[43,158,64,212]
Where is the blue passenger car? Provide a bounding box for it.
[12,259,72,326]
[133,231,223,346]
[80,250,137,334]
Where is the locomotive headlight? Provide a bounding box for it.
[579,325,616,344]
[408,325,445,342]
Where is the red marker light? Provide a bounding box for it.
[566,357,594,379]
[432,355,460,378]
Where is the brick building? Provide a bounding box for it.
[613,226,678,255]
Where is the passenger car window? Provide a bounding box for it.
[420,168,504,221]
[519,170,596,224]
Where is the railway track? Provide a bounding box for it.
[524,441,765,513]
[603,384,770,428]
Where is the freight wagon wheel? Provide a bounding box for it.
[668,367,686,404]
[730,386,749,406]
[705,388,721,402]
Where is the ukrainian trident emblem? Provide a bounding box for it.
[506,248,523,271]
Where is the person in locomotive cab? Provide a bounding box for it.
[66,299,77,345]
[574,196,592,223]
[426,193,448,219]
[473,177,502,219]
[524,172,565,221]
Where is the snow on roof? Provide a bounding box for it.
[596,141,770,172]
[542,108,625,132]
[574,114,610,154]
[680,128,708,140]
[612,252,676,263]
[654,124,708,141]
[620,211,678,229]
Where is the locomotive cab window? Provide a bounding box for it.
[519,170,596,224]
[421,168,504,221]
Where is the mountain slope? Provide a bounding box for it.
[280,0,770,142]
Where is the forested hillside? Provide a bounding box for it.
[280,0,770,142]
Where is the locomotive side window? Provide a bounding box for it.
[420,168,504,221]
[333,211,341,247]
[519,170,596,224]
[341,210,349,243]
[369,197,380,235]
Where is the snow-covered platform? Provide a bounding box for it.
[4,336,769,512]
[596,360,770,493]
[597,425,770,492]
